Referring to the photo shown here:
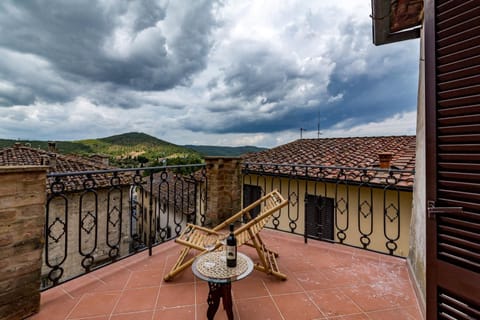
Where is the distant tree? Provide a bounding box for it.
[137,155,149,164]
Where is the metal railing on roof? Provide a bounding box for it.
[42,165,207,290]
[242,162,415,257]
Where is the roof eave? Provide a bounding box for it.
[371,0,421,46]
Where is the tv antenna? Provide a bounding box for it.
[300,128,306,139]
[317,109,322,138]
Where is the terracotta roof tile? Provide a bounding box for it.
[0,144,132,192]
[242,136,416,188]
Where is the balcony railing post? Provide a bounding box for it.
[204,157,242,226]
[0,166,47,320]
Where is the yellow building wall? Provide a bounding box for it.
[243,175,413,257]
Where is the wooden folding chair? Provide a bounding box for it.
[164,189,289,281]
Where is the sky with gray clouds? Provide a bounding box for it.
[0,0,420,148]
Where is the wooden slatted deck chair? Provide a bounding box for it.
[164,189,289,281]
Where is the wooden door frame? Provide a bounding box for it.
[424,0,437,318]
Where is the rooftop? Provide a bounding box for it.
[0,143,133,191]
[28,230,422,320]
[0,143,112,172]
[243,136,416,188]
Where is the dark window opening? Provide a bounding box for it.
[305,194,334,241]
[243,184,262,220]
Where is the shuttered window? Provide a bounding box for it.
[305,194,334,241]
[435,0,480,276]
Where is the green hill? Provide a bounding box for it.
[77,132,195,159]
[0,132,267,167]
[0,132,201,168]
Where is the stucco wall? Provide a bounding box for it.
[408,26,426,312]
[243,175,413,257]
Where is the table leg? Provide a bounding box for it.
[207,282,234,320]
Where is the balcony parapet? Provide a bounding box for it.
[0,166,47,320]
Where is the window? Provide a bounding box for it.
[305,194,334,241]
[243,184,262,220]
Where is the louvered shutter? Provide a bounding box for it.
[426,0,480,319]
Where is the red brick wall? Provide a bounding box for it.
[205,157,242,225]
[0,166,46,320]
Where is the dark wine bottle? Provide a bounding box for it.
[226,223,237,267]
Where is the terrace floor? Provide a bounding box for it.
[28,230,423,320]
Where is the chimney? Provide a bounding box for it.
[378,152,394,169]
[48,154,57,171]
[40,155,49,166]
[48,141,57,153]
[13,142,21,148]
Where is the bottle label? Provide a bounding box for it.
[226,246,236,260]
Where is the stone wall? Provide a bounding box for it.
[0,166,47,320]
[204,157,242,225]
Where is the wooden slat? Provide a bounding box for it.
[438,94,480,108]
[438,180,480,193]
[438,104,480,117]
[439,172,480,182]
[438,74,480,92]
[437,5,480,32]
[438,17,480,45]
[437,0,477,19]
[440,234,480,253]
[438,63,480,81]
[439,290,480,319]
[438,124,480,135]
[438,33,480,57]
[438,84,480,100]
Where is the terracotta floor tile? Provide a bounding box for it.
[125,269,164,289]
[273,292,324,320]
[29,231,422,320]
[68,292,120,318]
[113,287,158,314]
[367,305,423,320]
[156,283,196,308]
[321,267,366,287]
[196,303,233,320]
[327,313,370,320]
[27,288,78,320]
[195,281,210,304]
[153,306,196,320]
[341,285,393,312]
[236,297,283,320]
[308,288,362,317]
[294,270,331,291]
[61,274,104,298]
[110,310,154,320]
[231,276,269,300]
[263,271,303,295]
[91,268,132,292]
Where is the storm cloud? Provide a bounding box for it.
[0,0,419,147]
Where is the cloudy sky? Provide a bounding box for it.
[0,0,420,148]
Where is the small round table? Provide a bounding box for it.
[192,251,254,320]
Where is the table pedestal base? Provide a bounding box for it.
[207,282,233,320]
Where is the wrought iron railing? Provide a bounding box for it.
[242,162,415,257]
[42,164,207,290]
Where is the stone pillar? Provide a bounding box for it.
[205,157,242,226]
[0,166,47,320]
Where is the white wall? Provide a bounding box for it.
[408,26,426,312]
